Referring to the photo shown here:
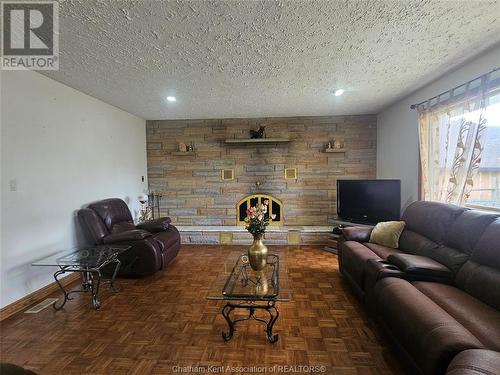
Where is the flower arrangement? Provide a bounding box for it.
[244,199,276,235]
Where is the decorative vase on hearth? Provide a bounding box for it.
[248,233,268,271]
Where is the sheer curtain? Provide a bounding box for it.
[417,73,496,205]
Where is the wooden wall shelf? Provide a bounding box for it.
[324,148,347,153]
[171,151,196,156]
[225,138,290,145]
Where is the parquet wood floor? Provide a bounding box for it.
[0,246,403,374]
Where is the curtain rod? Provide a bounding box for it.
[409,67,499,110]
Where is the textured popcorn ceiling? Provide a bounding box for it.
[43,0,500,119]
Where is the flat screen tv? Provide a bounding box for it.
[337,179,401,224]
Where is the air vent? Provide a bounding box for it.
[284,168,297,179]
[221,169,234,181]
[220,232,233,244]
[288,231,301,245]
[24,298,59,314]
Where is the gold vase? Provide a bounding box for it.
[248,233,268,271]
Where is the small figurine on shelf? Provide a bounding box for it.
[178,142,187,152]
[250,125,266,139]
[326,141,332,149]
[333,139,343,149]
[188,142,194,152]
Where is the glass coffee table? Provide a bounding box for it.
[207,251,290,343]
[32,245,130,310]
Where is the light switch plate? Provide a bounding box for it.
[9,179,17,191]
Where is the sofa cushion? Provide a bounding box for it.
[456,261,500,311]
[413,282,500,351]
[446,349,500,375]
[110,221,136,234]
[428,245,471,275]
[470,218,500,268]
[88,198,133,231]
[374,278,484,375]
[363,242,400,259]
[456,219,500,310]
[388,254,453,280]
[445,210,499,255]
[369,221,406,248]
[402,201,466,244]
[398,230,468,274]
[399,229,439,256]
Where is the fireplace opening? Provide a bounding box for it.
[236,194,283,225]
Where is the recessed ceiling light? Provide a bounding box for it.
[166,96,176,102]
[334,89,345,97]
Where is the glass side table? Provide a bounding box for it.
[207,251,291,343]
[32,245,130,310]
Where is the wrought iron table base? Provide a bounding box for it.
[221,300,279,343]
[53,259,121,310]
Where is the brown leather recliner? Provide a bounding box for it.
[78,198,180,276]
[338,201,500,375]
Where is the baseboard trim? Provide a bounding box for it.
[0,273,80,321]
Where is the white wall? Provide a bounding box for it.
[0,70,147,308]
[377,45,500,211]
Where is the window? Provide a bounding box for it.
[466,89,500,210]
[417,70,500,210]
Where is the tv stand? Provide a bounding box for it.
[324,219,373,254]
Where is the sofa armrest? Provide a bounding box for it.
[387,253,453,281]
[102,229,152,244]
[342,226,373,242]
[446,349,500,375]
[136,217,171,232]
[364,259,406,291]
[364,259,406,309]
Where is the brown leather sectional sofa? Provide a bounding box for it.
[338,201,500,375]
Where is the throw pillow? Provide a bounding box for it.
[369,221,406,248]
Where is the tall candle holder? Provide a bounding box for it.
[147,191,163,219]
[138,192,162,221]
[138,194,151,222]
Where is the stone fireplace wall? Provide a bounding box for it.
[146,115,376,226]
